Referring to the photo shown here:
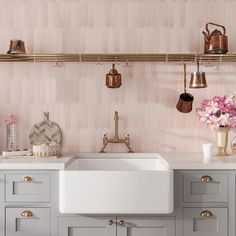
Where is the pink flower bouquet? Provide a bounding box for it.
[196,95,236,129]
[4,114,17,126]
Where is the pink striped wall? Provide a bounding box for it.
[0,0,236,153]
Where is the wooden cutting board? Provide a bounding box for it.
[29,112,62,145]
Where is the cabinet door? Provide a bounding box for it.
[58,216,116,236]
[6,208,50,236]
[183,208,227,236]
[117,217,175,236]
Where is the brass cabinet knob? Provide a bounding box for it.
[21,210,33,217]
[119,220,125,225]
[200,210,213,217]
[108,220,113,225]
[21,176,32,182]
[201,175,213,182]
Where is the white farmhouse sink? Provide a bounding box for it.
[59,153,173,214]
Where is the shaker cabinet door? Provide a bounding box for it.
[58,216,116,236]
[6,208,50,236]
[117,217,175,236]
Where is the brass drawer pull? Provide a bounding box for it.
[119,220,125,225]
[108,220,113,225]
[21,176,32,182]
[200,210,213,217]
[201,175,213,182]
[21,210,33,217]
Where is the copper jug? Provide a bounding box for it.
[202,22,228,54]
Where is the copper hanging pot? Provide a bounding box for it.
[202,22,228,54]
[189,61,207,89]
[176,64,194,113]
[106,64,122,88]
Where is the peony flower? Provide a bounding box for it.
[4,114,17,125]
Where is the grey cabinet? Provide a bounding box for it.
[5,173,51,202]
[58,216,175,236]
[183,208,227,236]
[183,173,228,203]
[58,216,116,236]
[117,217,175,236]
[6,207,50,236]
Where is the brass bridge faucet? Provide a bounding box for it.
[99,111,134,153]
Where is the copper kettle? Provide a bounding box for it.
[202,22,228,54]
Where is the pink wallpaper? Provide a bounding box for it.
[0,0,236,153]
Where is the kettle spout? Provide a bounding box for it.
[202,31,209,43]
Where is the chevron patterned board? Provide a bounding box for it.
[29,112,62,145]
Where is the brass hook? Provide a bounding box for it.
[124,59,131,67]
[96,57,103,65]
[114,57,120,65]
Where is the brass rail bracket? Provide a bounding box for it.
[99,111,134,153]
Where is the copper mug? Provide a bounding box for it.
[7,40,26,54]
[176,64,194,113]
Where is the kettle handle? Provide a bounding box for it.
[206,22,226,35]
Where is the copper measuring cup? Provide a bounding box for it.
[176,64,194,113]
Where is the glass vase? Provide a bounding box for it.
[216,127,230,156]
[6,124,18,151]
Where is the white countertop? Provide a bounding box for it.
[0,154,75,169]
[161,152,236,169]
[1,152,236,170]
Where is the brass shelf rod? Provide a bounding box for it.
[0,53,236,62]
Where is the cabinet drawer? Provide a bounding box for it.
[183,208,227,236]
[6,207,50,236]
[5,173,51,202]
[183,173,228,202]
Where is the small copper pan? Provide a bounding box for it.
[176,64,194,113]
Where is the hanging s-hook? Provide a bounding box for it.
[53,59,62,68]
[114,57,120,65]
[96,56,103,65]
[124,59,131,67]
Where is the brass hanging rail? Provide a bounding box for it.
[1,53,236,62]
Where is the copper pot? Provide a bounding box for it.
[176,64,194,113]
[202,22,228,54]
[7,40,26,54]
[106,64,122,88]
[189,61,207,89]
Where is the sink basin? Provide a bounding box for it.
[59,153,173,214]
